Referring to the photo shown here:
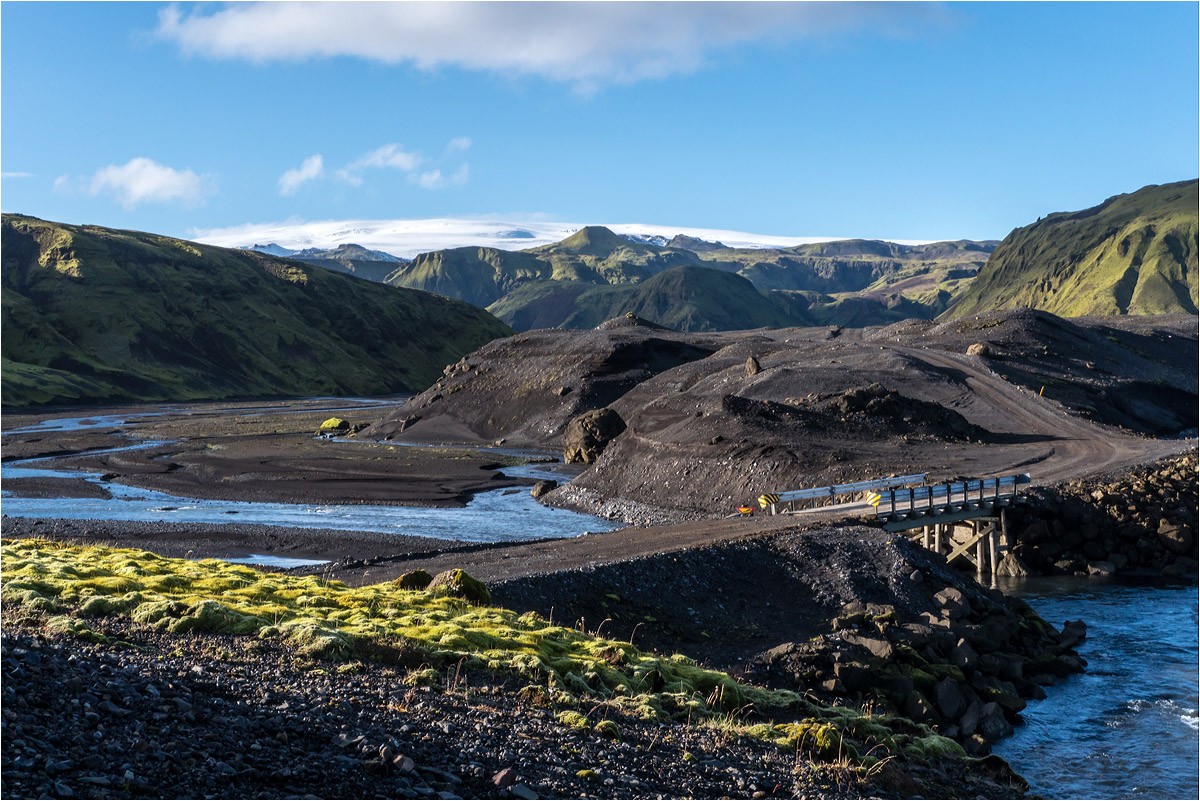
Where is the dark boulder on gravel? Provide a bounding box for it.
[563,408,627,465]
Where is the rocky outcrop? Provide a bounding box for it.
[1005,453,1198,577]
[563,409,627,465]
[752,580,1083,755]
[494,525,1082,757]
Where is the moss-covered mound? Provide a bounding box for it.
[2,540,965,768]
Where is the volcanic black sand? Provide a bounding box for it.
[366,309,1198,519]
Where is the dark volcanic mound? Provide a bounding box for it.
[364,309,1197,518]
[363,321,722,446]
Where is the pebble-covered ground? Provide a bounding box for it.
[1,611,1022,800]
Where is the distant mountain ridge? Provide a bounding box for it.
[243,242,407,283]
[2,214,511,407]
[384,226,996,331]
[946,180,1199,319]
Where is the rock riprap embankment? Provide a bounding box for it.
[494,526,1083,757]
[1005,452,1198,577]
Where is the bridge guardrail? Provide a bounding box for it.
[874,473,1031,520]
[759,473,927,514]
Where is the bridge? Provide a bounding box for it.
[754,473,1031,578]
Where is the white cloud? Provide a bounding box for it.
[278,154,324,196]
[74,158,214,209]
[1,171,32,179]
[335,143,421,186]
[334,140,468,190]
[156,1,950,87]
[417,164,469,191]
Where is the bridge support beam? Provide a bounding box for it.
[910,515,1007,578]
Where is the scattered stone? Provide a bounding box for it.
[933,587,970,619]
[744,356,761,377]
[393,570,434,590]
[492,768,518,788]
[427,570,491,605]
[995,551,1030,577]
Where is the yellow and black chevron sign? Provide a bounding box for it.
[758,493,781,509]
[867,492,883,507]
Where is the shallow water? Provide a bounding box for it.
[223,554,331,568]
[1,459,615,543]
[1,406,615,544]
[0,396,405,435]
[992,576,1199,799]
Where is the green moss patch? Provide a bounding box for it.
[2,540,960,768]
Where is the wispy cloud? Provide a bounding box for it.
[278,154,324,196]
[156,1,950,88]
[335,143,421,186]
[1,171,33,179]
[444,137,472,155]
[57,157,215,209]
[417,164,469,191]
[334,140,468,191]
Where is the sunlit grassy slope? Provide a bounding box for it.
[945,180,1199,319]
[1,214,513,407]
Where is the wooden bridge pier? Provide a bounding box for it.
[917,510,1009,577]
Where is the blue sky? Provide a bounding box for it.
[2,1,1197,244]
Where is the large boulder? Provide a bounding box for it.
[1157,519,1194,555]
[317,417,351,434]
[563,408,627,465]
[428,569,491,605]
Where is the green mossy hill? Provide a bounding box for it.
[385,247,553,308]
[527,225,699,282]
[550,266,803,332]
[2,540,958,767]
[945,180,1199,319]
[1,214,512,407]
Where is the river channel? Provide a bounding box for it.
[993,576,1199,799]
[0,403,617,556]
